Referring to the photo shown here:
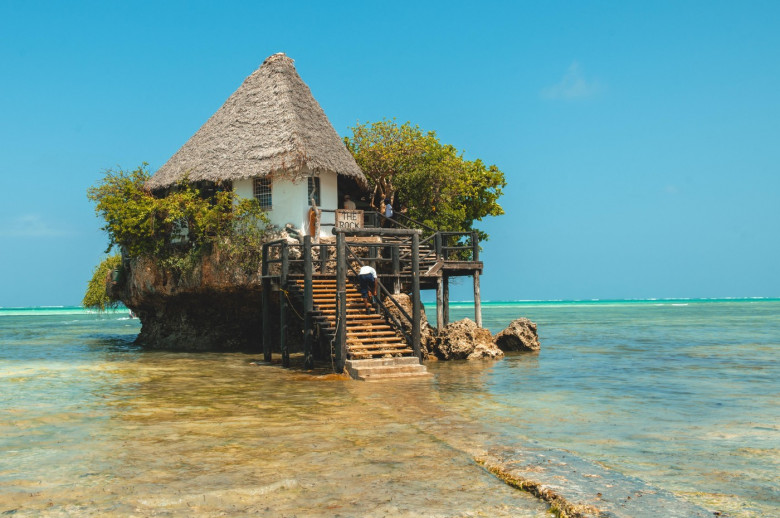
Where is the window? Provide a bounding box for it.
[253,177,272,210]
[308,177,321,206]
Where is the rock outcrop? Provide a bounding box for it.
[494,318,541,352]
[430,319,504,360]
[382,293,435,358]
[108,254,273,352]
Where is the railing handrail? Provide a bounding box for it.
[344,241,416,349]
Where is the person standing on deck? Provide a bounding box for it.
[343,194,356,210]
[383,198,394,227]
[358,265,378,313]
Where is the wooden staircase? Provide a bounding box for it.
[292,277,430,380]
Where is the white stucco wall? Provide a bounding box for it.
[234,171,339,238]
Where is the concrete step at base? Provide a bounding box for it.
[358,371,432,382]
[347,357,421,368]
[345,357,430,381]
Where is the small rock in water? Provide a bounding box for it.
[431,318,504,360]
[494,317,541,352]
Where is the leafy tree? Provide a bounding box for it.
[85,164,271,302]
[345,119,506,241]
[82,254,122,310]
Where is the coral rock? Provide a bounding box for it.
[432,318,503,360]
[494,318,541,352]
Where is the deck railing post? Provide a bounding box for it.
[335,232,347,372]
[280,243,289,367]
[261,243,271,362]
[411,232,422,362]
[434,232,442,259]
[391,244,400,295]
[319,244,329,274]
[304,236,314,370]
[369,244,378,270]
[471,231,479,262]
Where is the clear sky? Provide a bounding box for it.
[1,1,778,306]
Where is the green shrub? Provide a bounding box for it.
[83,255,122,311]
[85,164,271,300]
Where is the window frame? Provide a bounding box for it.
[308,176,321,206]
[253,177,272,210]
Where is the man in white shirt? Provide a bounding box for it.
[358,265,378,312]
[383,198,394,228]
[343,195,356,210]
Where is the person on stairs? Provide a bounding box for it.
[358,265,378,313]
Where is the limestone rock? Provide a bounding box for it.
[494,318,541,352]
[382,293,435,358]
[431,318,504,360]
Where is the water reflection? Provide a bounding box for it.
[0,332,550,516]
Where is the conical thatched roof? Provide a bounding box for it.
[147,53,365,189]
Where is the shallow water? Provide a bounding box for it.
[0,312,548,516]
[433,299,779,516]
[1,301,778,516]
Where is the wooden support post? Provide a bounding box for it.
[411,232,422,362]
[368,244,378,270]
[436,275,444,330]
[303,236,314,370]
[391,244,400,295]
[473,271,482,328]
[443,274,450,326]
[335,232,347,372]
[280,243,289,368]
[434,232,442,259]
[472,231,480,262]
[262,244,271,362]
[320,243,328,274]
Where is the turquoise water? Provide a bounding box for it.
[1,300,777,516]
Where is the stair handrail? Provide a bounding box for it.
[362,210,437,235]
[436,231,480,261]
[344,244,414,348]
[335,227,422,361]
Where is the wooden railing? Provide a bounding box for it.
[260,225,479,371]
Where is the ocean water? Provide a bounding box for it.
[0,300,777,516]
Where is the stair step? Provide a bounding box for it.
[344,357,430,380]
[350,365,427,376]
[358,371,432,381]
[348,340,409,348]
[349,349,414,359]
[348,336,405,344]
[346,357,421,368]
[348,329,395,336]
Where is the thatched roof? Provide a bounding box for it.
[147,53,365,189]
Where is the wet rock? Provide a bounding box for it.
[431,318,503,360]
[494,318,540,352]
[382,293,435,358]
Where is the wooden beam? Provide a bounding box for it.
[436,275,444,330]
[333,227,422,237]
[443,274,450,327]
[391,244,400,295]
[303,236,313,370]
[473,271,482,328]
[411,232,421,362]
[261,243,271,362]
[280,243,289,368]
[335,232,347,372]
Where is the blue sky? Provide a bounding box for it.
[1,1,778,306]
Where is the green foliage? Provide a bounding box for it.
[86,164,270,281]
[345,119,506,240]
[82,255,122,311]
